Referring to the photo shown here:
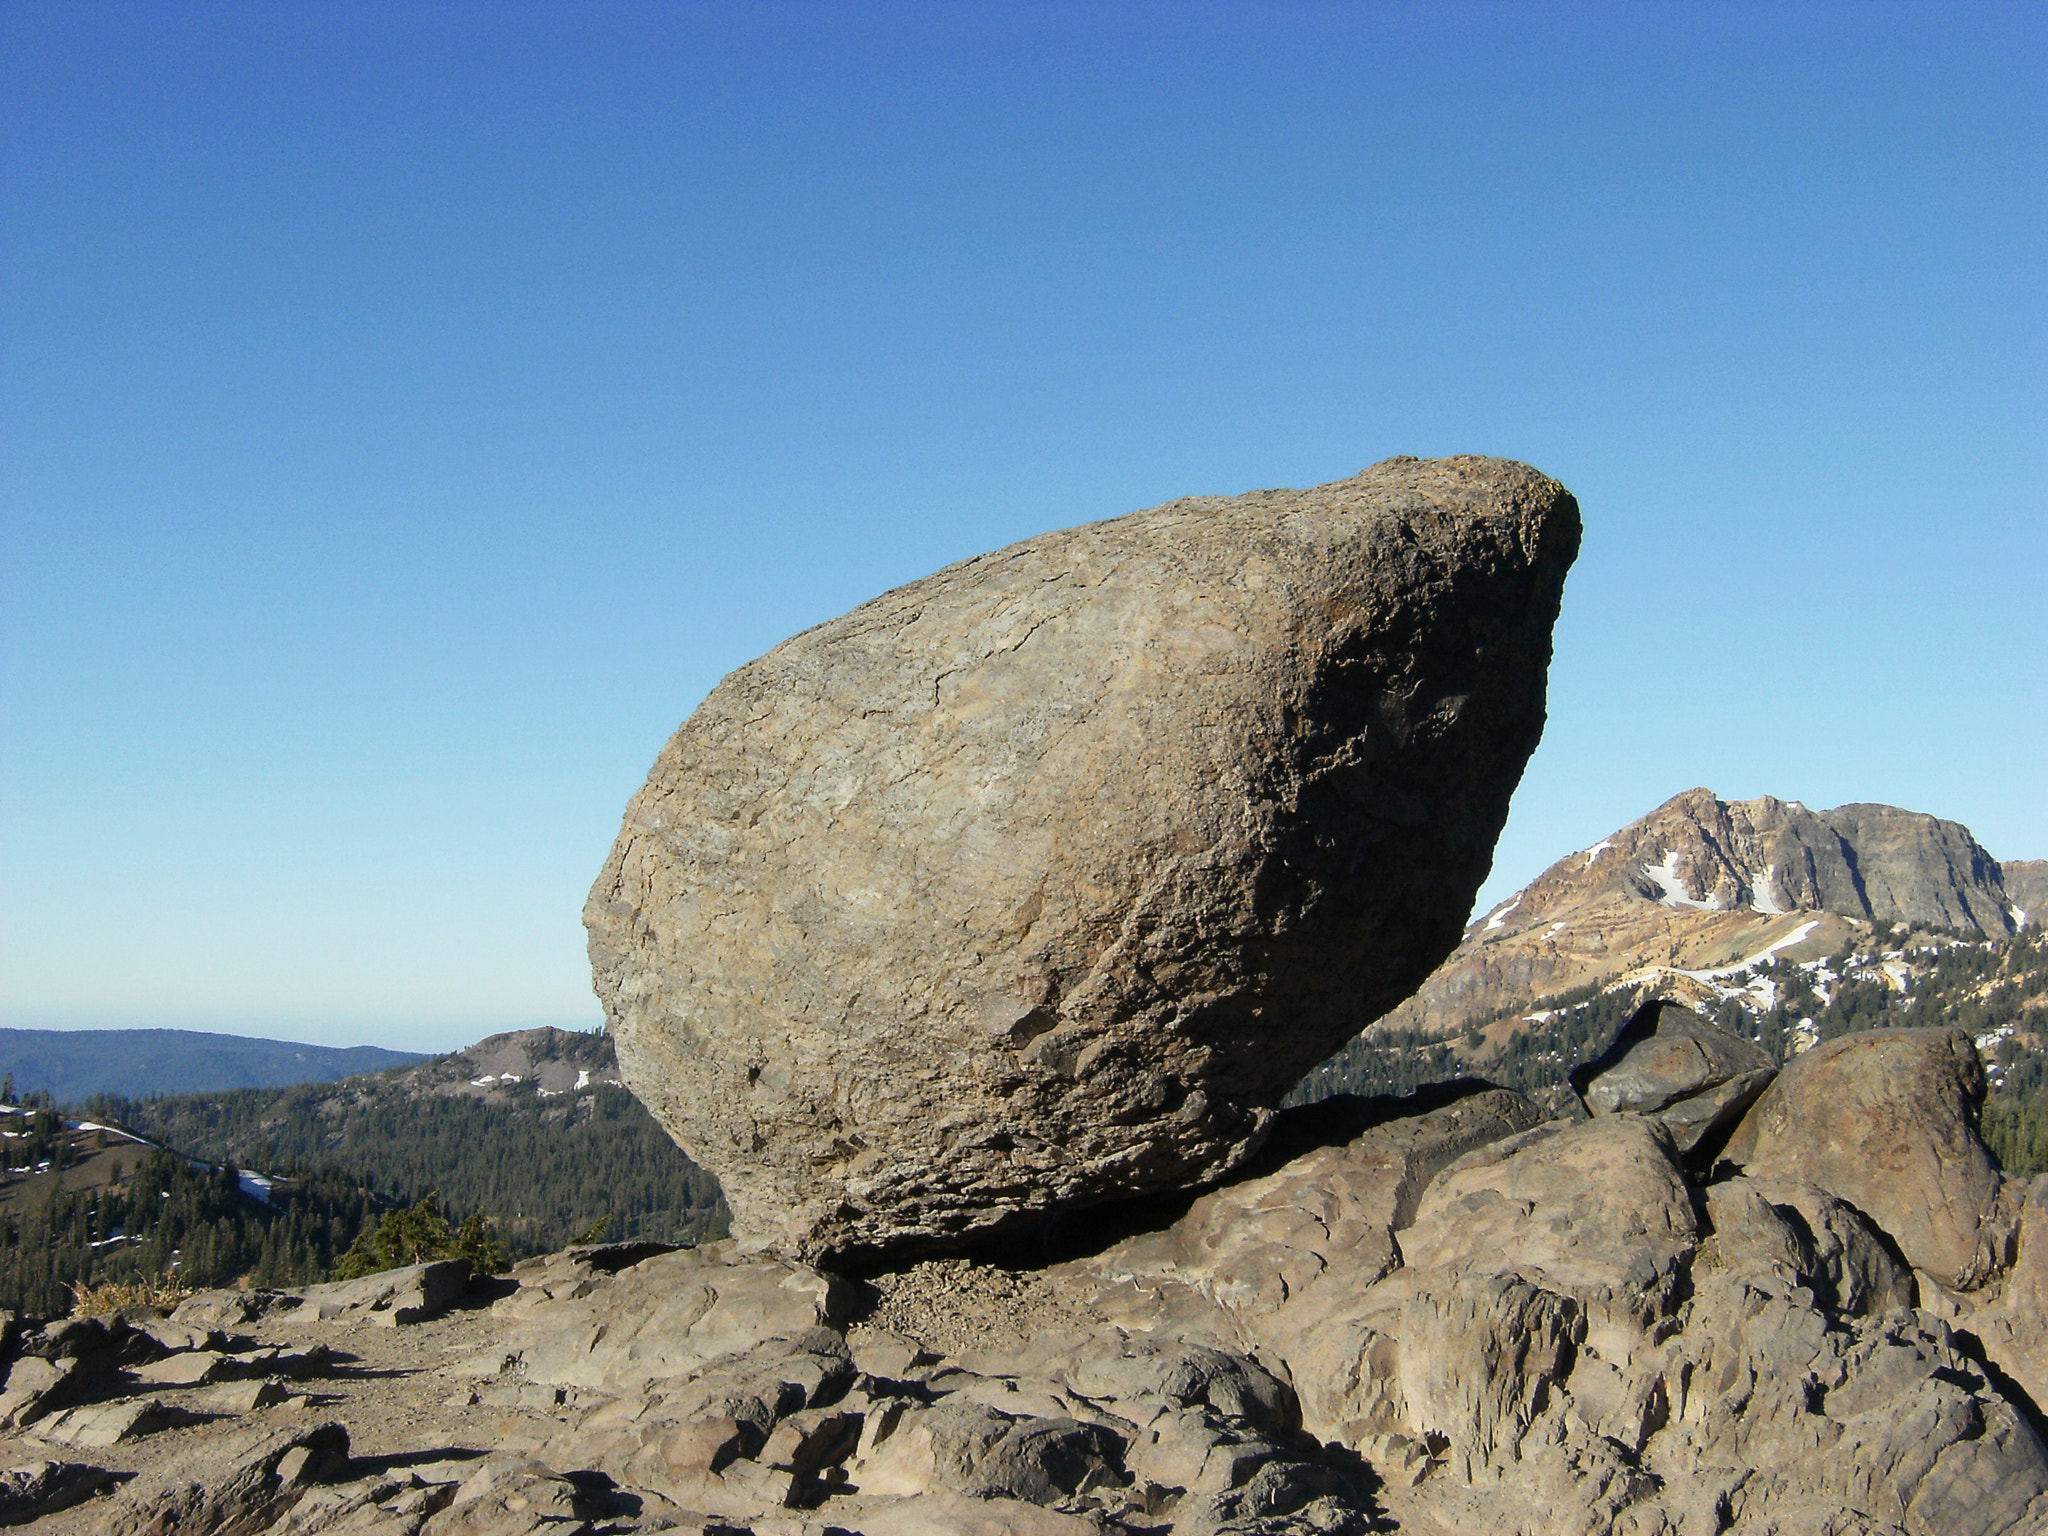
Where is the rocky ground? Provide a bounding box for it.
[3,1014,2046,1534]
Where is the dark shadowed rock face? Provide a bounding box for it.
[1571,998,1776,1161]
[587,456,1580,1261]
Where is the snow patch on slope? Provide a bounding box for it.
[1672,919,1822,984]
[1749,870,1786,915]
[1642,850,1719,910]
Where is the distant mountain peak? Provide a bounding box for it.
[1382,790,2031,1039]
[1476,789,2016,938]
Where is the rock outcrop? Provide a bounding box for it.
[7,1026,2048,1535]
[1570,997,1776,1161]
[588,456,1580,1261]
[2007,859,2048,928]
[1721,1026,2018,1291]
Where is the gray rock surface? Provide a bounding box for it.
[0,1459,115,1524]
[10,1050,2048,1536]
[171,1286,304,1331]
[0,1356,77,1433]
[1706,1176,1915,1317]
[587,455,1580,1261]
[1044,1085,1541,1369]
[473,1243,846,1396]
[1818,802,2019,933]
[1571,997,1776,1158]
[300,1259,472,1325]
[1722,1027,2015,1290]
[30,1397,197,1450]
[2005,859,2048,926]
[106,1420,351,1536]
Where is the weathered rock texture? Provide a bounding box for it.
[588,456,1580,1260]
[1571,997,1776,1159]
[9,1028,2048,1536]
[2007,859,2048,927]
[1721,1026,2018,1291]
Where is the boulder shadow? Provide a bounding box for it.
[854,1078,1516,1278]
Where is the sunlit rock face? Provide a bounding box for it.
[587,456,1579,1262]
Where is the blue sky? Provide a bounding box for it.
[3,2,2042,1052]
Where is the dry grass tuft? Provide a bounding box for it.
[68,1273,193,1318]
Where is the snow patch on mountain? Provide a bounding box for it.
[1642,850,1719,910]
[1749,870,1785,915]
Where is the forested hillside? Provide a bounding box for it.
[93,1028,727,1258]
[0,1126,377,1316]
[1296,924,2048,1176]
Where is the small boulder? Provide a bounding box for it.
[849,1329,939,1382]
[132,1317,222,1355]
[169,1287,303,1330]
[1721,1027,2008,1290]
[1570,998,1775,1160]
[31,1397,196,1450]
[204,1377,297,1414]
[0,1355,80,1431]
[850,1397,1030,1499]
[0,1459,117,1524]
[957,1415,1127,1505]
[132,1348,229,1387]
[1059,1339,1300,1441]
[105,1419,351,1536]
[299,1259,472,1325]
[487,1245,845,1397]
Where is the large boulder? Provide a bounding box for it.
[1721,1027,2012,1290]
[1570,997,1776,1161]
[587,456,1580,1260]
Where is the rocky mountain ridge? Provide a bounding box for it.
[1371,787,2037,1042]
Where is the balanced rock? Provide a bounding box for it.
[587,456,1580,1260]
[1721,1027,2014,1290]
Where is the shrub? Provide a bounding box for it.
[335,1192,508,1279]
[68,1273,191,1317]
